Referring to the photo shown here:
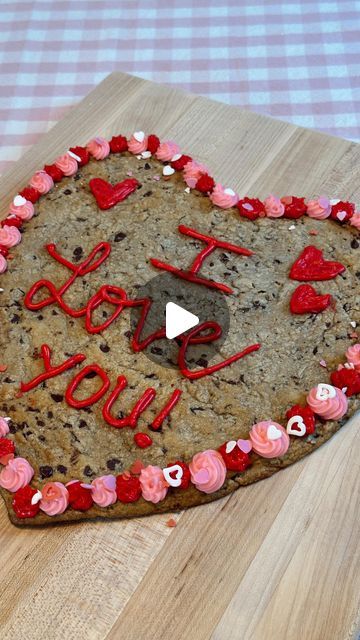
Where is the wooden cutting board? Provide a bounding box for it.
[0,71,359,640]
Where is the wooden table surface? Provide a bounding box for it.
[0,72,359,640]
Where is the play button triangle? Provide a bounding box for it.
[165,302,199,339]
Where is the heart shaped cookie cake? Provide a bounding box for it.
[0,132,359,525]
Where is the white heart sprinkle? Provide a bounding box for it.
[13,195,26,207]
[286,415,306,437]
[289,225,296,230]
[68,150,81,162]
[350,321,357,328]
[163,165,175,176]
[337,211,347,221]
[342,387,348,394]
[316,383,336,401]
[344,362,355,370]
[136,155,142,160]
[31,490,42,505]
[225,440,237,454]
[171,153,182,162]
[163,464,183,488]
[141,150,152,159]
[330,198,340,206]
[4,417,11,422]
[133,130,145,142]
[267,424,282,440]
[224,188,235,196]
[184,187,190,194]
[0,288,4,293]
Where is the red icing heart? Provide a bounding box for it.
[289,245,346,281]
[290,284,332,314]
[89,177,139,210]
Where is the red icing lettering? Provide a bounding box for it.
[102,375,156,428]
[178,321,261,380]
[65,364,111,409]
[150,225,253,294]
[151,389,182,430]
[20,344,86,392]
[24,242,111,316]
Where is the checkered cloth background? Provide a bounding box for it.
[1,0,359,176]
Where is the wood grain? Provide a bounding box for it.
[0,71,359,640]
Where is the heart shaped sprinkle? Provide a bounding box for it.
[31,490,42,505]
[337,210,347,222]
[267,424,282,440]
[133,130,145,142]
[194,469,210,484]
[225,440,237,454]
[163,165,175,176]
[141,150,152,159]
[13,195,26,207]
[237,438,252,453]
[224,188,235,196]
[286,415,306,436]
[163,464,184,487]
[68,150,81,162]
[171,153,182,162]
[316,383,336,401]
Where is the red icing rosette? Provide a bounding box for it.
[285,404,316,435]
[116,473,142,503]
[66,480,94,511]
[12,485,40,519]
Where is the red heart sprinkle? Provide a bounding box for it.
[290,284,332,314]
[289,245,346,281]
[89,177,139,210]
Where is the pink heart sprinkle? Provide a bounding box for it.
[194,469,210,484]
[237,439,252,454]
[103,475,116,491]
[337,211,347,221]
[243,203,253,211]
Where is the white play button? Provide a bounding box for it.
[165,302,199,339]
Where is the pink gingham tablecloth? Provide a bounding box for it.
[0,0,359,176]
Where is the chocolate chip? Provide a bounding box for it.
[84,369,98,379]
[64,189,72,195]
[83,465,95,477]
[107,458,120,470]
[196,357,208,368]
[78,419,87,429]
[50,393,64,403]
[151,347,163,355]
[143,190,153,198]
[351,239,359,249]
[144,163,151,170]
[100,343,110,353]
[114,232,126,242]
[11,314,20,324]
[39,465,53,479]
[57,465,68,474]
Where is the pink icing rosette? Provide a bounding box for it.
[210,184,239,209]
[0,254,7,274]
[307,384,348,420]
[183,160,209,188]
[189,449,226,494]
[264,194,285,218]
[40,482,69,516]
[155,140,181,162]
[128,131,148,155]
[91,475,117,507]
[346,344,360,371]
[55,152,78,176]
[350,212,360,229]
[139,465,168,503]
[0,417,10,436]
[86,137,110,161]
[249,421,289,458]
[0,225,21,248]
[30,170,54,194]
[8,195,34,221]
[306,196,331,219]
[0,457,34,492]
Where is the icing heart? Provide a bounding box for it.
[289,245,346,281]
[290,284,332,314]
[237,439,252,454]
[286,415,306,436]
[316,383,336,401]
[163,464,184,487]
[267,424,282,440]
[89,177,139,210]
